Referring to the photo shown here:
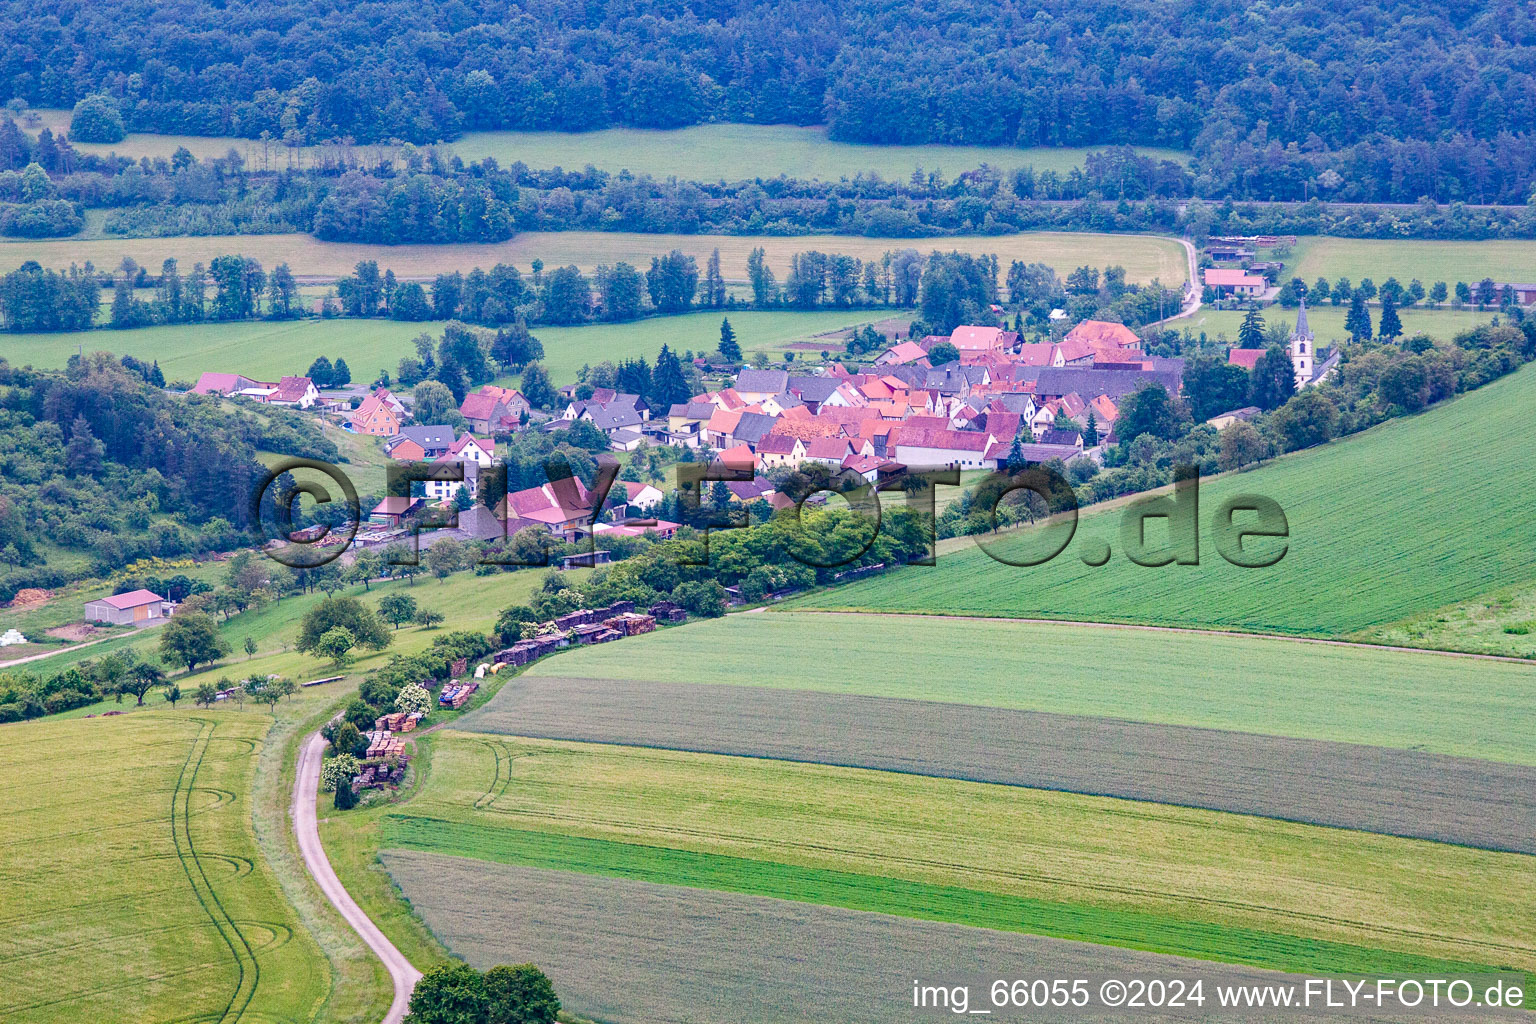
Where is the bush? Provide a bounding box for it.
[70,94,126,143]
[395,683,432,716]
[320,753,360,792]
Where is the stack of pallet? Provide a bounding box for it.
[649,601,687,623]
[437,681,481,709]
[572,623,622,645]
[605,612,656,636]
[365,732,406,759]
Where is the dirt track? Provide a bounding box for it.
[462,677,1536,854]
[384,852,1515,1024]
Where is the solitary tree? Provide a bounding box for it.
[118,661,165,706]
[718,317,741,362]
[195,682,219,708]
[415,608,446,629]
[1237,306,1266,349]
[1378,292,1403,340]
[163,684,182,708]
[159,612,231,674]
[378,593,418,630]
[244,636,257,659]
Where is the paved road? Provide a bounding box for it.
[1142,236,1200,329]
[467,676,1536,853]
[292,727,421,1024]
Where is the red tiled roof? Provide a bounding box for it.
[1228,348,1266,370]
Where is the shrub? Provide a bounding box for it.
[69,94,126,143]
[320,753,360,792]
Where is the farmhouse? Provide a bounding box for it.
[384,425,461,460]
[369,496,424,528]
[1204,268,1267,297]
[84,589,174,625]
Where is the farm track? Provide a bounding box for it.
[384,852,1521,1024]
[464,677,1536,855]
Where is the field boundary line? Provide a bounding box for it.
[781,610,1536,665]
[292,725,422,1024]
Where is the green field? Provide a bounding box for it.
[21,108,1186,181]
[0,309,868,388]
[1361,580,1536,657]
[0,710,331,1023]
[376,733,1536,977]
[797,360,1536,636]
[1165,304,1500,345]
[0,230,1189,287]
[1291,236,1536,288]
[508,611,1536,764]
[451,124,1190,181]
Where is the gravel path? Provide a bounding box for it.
[463,676,1536,853]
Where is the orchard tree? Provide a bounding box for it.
[415,608,446,629]
[159,612,231,674]
[314,626,357,669]
[195,682,219,708]
[378,593,418,629]
[296,596,391,653]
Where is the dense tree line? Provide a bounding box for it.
[5,0,1536,200]
[0,355,340,601]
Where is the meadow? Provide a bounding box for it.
[0,709,331,1023]
[798,360,1536,637]
[1164,303,1499,345]
[0,308,867,388]
[1291,236,1536,288]
[377,733,1536,977]
[22,108,1187,181]
[493,612,1536,765]
[0,230,1189,287]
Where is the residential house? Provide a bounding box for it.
[948,325,1007,355]
[727,410,778,448]
[892,427,1000,470]
[874,340,928,367]
[617,481,665,513]
[663,401,715,447]
[422,435,495,503]
[734,368,790,403]
[787,375,864,413]
[84,589,174,625]
[349,389,406,436]
[384,425,462,460]
[497,477,593,542]
[841,453,895,483]
[266,376,320,408]
[802,437,859,468]
[459,384,530,433]
[1063,319,1142,353]
[756,434,805,469]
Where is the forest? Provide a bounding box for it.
[2,0,1535,203]
[0,354,340,600]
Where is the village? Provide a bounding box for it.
[176,306,1331,561]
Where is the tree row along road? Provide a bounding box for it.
[292,725,421,1024]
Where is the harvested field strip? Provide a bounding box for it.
[501,612,1536,765]
[466,676,1536,853]
[792,359,1536,636]
[399,735,1536,974]
[0,230,1188,287]
[384,853,1531,1024]
[382,818,1511,981]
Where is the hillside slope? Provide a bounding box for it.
[798,361,1536,636]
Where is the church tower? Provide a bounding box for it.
[1289,298,1314,387]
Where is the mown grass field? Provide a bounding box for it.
[377,733,1536,978]
[450,124,1191,181]
[0,308,867,388]
[23,108,1187,181]
[0,709,330,1023]
[1292,236,1536,288]
[0,230,1189,287]
[798,359,1536,636]
[502,611,1536,765]
[1164,304,1500,345]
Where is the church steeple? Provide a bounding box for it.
[1289,297,1314,385]
[1294,296,1313,341]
